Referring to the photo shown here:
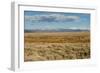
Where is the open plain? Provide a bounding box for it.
[24,32,90,62]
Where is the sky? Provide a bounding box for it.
[24,11,90,30]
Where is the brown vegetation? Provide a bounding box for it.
[24,32,90,62]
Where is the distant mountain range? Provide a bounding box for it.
[24,29,89,32]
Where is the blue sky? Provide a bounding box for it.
[24,11,90,30]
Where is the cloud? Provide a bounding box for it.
[25,14,80,23]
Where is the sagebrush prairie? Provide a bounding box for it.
[24,32,90,62]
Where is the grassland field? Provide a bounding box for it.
[24,32,90,62]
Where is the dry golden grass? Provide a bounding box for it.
[25,32,90,43]
[24,32,90,62]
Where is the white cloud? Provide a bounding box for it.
[25,14,80,22]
